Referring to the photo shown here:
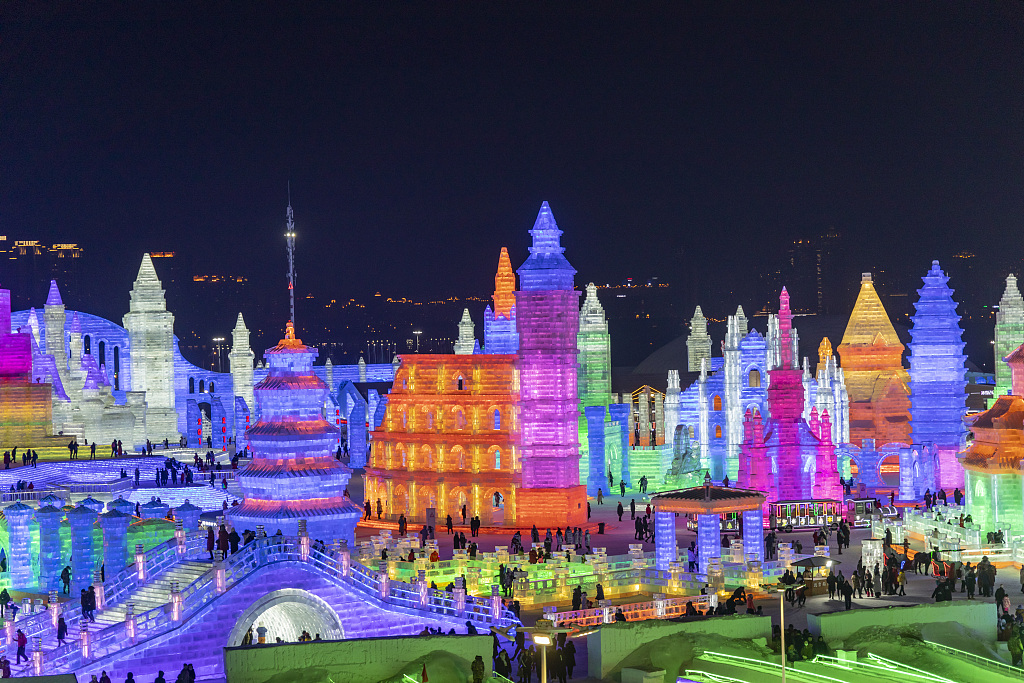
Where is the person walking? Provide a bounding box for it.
[898,569,907,596]
[216,524,229,560]
[597,489,603,505]
[15,629,27,664]
[619,479,625,496]
[616,502,624,522]
[629,499,636,519]
[206,526,215,560]
[57,616,68,645]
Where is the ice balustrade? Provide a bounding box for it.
[545,594,712,628]
[19,532,519,675]
[880,506,1021,565]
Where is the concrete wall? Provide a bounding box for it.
[808,600,995,644]
[224,634,492,683]
[588,616,772,680]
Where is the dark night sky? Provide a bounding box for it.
[2,3,1023,355]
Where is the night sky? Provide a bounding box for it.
[2,3,1023,361]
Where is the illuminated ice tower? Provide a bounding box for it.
[577,283,612,484]
[909,260,967,490]
[229,313,255,442]
[229,322,360,544]
[992,275,1024,405]
[483,247,519,354]
[515,202,586,526]
[687,306,712,372]
[123,254,179,441]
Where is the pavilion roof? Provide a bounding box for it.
[651,485,765,514]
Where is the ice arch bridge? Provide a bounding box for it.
[8,533,518,680]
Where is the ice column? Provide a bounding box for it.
[67,505,99,592]
[99,510,132,575]
[36,505,64,591]
[174,501,203,532]
[585,406,607,496]
[654,510,676,571]
[609,403,631,489]
[4,502,35,588]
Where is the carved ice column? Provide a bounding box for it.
[4,503,35,588]
[99,510,132,575]
[67,505,99,592]
[36,506,64,591]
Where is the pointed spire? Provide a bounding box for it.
[579,283,608,332]
[818,337,833,367]
[528,201,564,254]
[735,305,748,337]
[517,202,575,290]
[233,312,248,331]
[45,280,63,306]
[687,306,712,372]
[492,247,516,318]
[454,308,476,355]
[69,312,81,334]
[840,272,901,347]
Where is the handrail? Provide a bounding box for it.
[923,640,1017,677]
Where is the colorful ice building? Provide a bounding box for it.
[962,344,1024,534]
[908,260,967,491]
[0,282,53,445]
[992,274,1024,406]
[364,353,519,524]
[229,322,361,544]
[369,203,592,526]
[737,289,842,503]
[836,273,911,447]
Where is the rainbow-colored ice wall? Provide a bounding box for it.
[0,284,53,444]
[909,261,967,491]
[515,202,586,526]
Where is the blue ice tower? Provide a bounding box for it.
[99,510,132,575]
[609,403,631,489]
[67,505,99,591]
[36,505,64,591]
[585,405,607,496]
[909,260,967,491]
[4,502,35,588]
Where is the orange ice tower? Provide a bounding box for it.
[836,273,911,446]
[493,247,516,318]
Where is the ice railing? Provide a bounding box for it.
[544,593,712,628]
[37,534,520,674]
[879,505,1019,565]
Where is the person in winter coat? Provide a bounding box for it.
[56,616,68,645]
[206,527,215,560]
[217,525,230,558]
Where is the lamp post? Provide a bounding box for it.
[413,330,422,353]
[518,618,573,683]
[213,337,225,373]
[778,587,787,683]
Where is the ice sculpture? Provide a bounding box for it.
[577,282,612,484]
[909,261,967,490]
[992,275,1024,405]
[686,306,712,372]
[0,283,53,445]
[365,353,519,524]
[122,254,180,441]
[229,322,361,544]
[229,312,255,442]
[836,273,911,447]
[483,247,519,354]
[454,309,476,355]
[515,202,586,525]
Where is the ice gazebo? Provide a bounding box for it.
[651,475,766,574]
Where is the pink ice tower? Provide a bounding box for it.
[229,322,361,544]
[740,288,843,506]
[514,202,587,526]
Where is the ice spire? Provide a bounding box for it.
[454,308,476,355]
[994,274,1024,402]
[687,306,712,372]
[492,247,516,318]
[45,280,63,306]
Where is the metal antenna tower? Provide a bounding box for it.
[285,184,297,327]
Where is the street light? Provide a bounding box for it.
[518,618,574,683]
[777,587,787,683]
[413,330,422,353]
[212,337,225,373]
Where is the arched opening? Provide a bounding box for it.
[199,379,205,393]
[453,407,467,430]
[113,346,120,390]
[98,340,106,366]
[748,369,761,388]
[879,453,900,487]
[227,589,344,646]
[421,444,434,469]
[189,377,195,394]
[713,395,722,411]
[209,381,215,393]
[494,447,501,470]
[494,409,501,430]
[457,375,465,391]
[714,425,722,439]
[392,485,409,515]
[450,445,466,470]
[83,335,91,355]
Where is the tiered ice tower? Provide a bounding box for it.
[229,313,254,440]
[909,260,967,490]
[483,247,519,354]
[577,283,613,487]
[123,254,179,441]
[767,288,806,495]
[229,322,360,544]
[454,309,477,354]
[686,306,712,372]
[992,275,1024,406]
[515,202,586,526]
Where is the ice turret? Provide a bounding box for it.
[687,306,712,372]
[993,275,1024,404]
